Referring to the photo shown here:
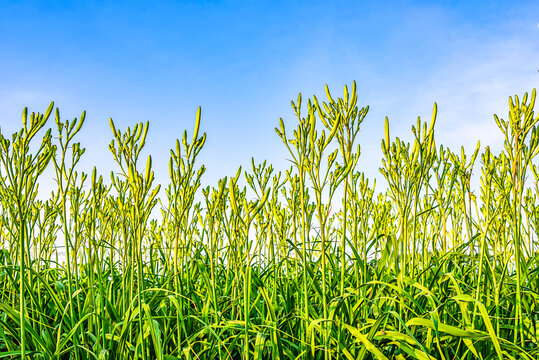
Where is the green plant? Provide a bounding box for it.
[0,84,538,359]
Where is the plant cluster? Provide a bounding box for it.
[0,83,538,359]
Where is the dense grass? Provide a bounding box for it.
[0,83,538,359]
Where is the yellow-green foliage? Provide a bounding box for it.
[0,83,538,359]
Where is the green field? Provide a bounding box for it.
[0,82,538,359]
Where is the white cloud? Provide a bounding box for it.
[404,32,538,155]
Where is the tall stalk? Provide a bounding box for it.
[52,108,86,356]
[0,103,55,359]
[493,89,539,345]
[314,81,367,296]
[166,107,206,352]
[108,120,161,360]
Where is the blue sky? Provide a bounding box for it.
[0,0,538,190]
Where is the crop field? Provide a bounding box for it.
[0,82,538,359]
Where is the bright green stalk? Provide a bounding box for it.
[52,108,86,357]
[108,120,161,360]
[275,95,314,357]
[0,103,55,359]
[314,81,366,297]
